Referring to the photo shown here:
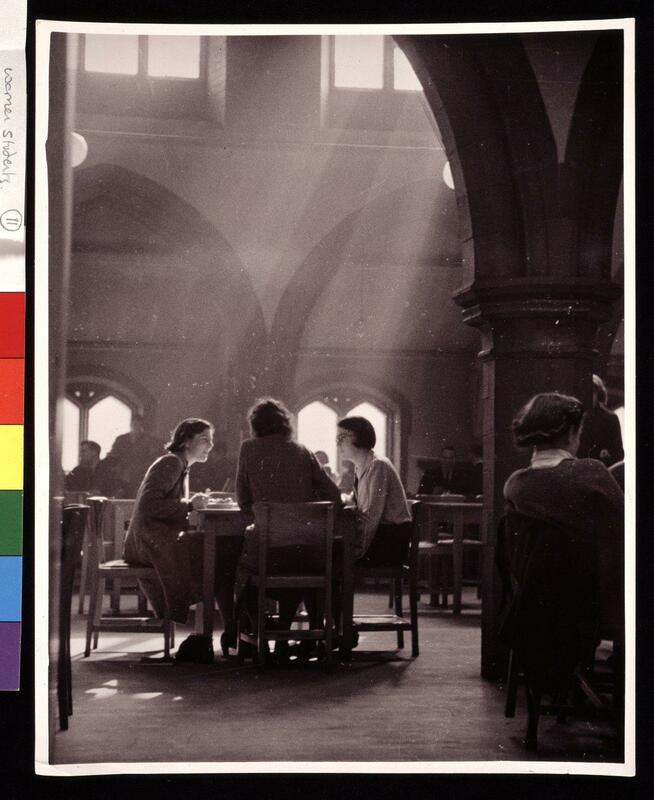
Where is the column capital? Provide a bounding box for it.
[453,278,622,326]
[453,278,622,361]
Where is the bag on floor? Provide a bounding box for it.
[174,634,214,664]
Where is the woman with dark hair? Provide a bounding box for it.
[336,416,411,563]
[504,392,623,534]
[124,418,213,627]
[501,392,624,716]
[235,398,342,659]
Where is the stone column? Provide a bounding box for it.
[455,278,622,680]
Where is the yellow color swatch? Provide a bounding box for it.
[0,425,23,489]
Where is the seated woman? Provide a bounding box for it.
[336,416,412,564]
[502,393,624,705]
[123,418,212,645]
[235,398,342,658]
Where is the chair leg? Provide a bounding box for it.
[324,585,333,666]
[257,585,267,669]
[170,622,175,649]
[163,618,171,659]
[92,577,104,651]
[504,649,519,718]
[77,537,89,614]
[84,572,101,658]
[409,570,419,658]
[57,651,69,731]
[525,683,541,751]
[137,587,148,615]
[394,578,405,649]
[110,577,121,616]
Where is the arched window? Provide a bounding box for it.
[62,398,82,473]
[87,395,133,460]
[296,401,339,470]
[62,379,141,471]
[295,395,394,478]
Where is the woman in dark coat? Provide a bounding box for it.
[501,392,624,705]
[235,398,342,657]
[123,418,212,624]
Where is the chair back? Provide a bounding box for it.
[85,497,107,570]
[100,499,136,560]
[497,510,600,648]
[253,501,334,576]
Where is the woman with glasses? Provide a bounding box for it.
[336,416,411,565]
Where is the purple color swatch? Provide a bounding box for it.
[0,622,20,690]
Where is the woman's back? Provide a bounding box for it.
[504,457,623,543]
[236,434,340,512]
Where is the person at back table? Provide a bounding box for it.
[235,398,342,661]
[104,413,165,498]
[65,439,113,495]
[417,445,471,495]
[576,374,624,467]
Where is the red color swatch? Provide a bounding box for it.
[0,359,24,423]
[0,294,25,358]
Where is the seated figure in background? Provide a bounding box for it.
[235,398,342,660]
[576,374,624,467]
[65,439,112,495]
[104,413,165,498]
[417,445,472,495]
[314,450,337,483]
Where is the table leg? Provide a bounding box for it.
[202,530,216,637]
[453,508,463,614]
[340,527,355,660]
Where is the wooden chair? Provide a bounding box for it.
[77,497,139,615]
[415,497,482,609]
[84,497,174,659]
[237,501,335,669]
[351,500,420,657]
[497,511,617,751]
[58,503,89,730]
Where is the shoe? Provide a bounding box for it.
[273,641,290,665]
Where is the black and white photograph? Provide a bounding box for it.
[33,18,634,775]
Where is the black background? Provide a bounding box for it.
[6,0,652,797]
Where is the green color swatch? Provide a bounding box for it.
[0,491,22,555]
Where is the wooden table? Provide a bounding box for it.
[195,506,357,659]
[419,500,483,614]
[194,506,250,637]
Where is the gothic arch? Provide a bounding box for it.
[73,163,269,417]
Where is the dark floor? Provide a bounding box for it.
[52,587,622,767]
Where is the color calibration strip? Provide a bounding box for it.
[0,293,24,690]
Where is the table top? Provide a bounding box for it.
[199,504,244,514]
[420,500,483,510]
